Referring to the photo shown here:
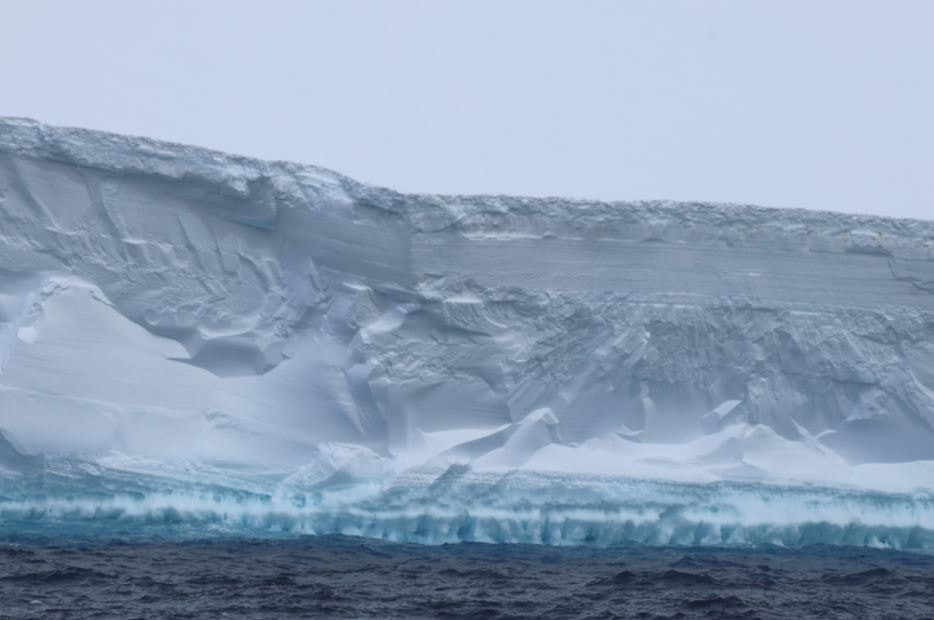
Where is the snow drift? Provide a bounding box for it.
[1,117,933,546]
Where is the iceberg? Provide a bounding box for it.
[1,117,933,546]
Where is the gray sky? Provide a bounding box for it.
[2,0,932,219]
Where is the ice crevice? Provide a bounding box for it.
[2,117,934,546]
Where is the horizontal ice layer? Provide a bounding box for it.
[1,117,934,546]
[2,459,933,549]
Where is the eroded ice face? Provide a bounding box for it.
[1,117,933,545]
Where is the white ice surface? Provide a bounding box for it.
[1,118,934,544]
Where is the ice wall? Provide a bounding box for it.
[1,118,934,545]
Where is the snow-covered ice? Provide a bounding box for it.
[1,117,934,546]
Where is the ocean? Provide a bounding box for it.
[1,536,932,619]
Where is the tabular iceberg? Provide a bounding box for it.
[1,117,933,546]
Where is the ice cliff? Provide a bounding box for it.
[1,117,933,546]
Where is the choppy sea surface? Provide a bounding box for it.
[1,536,932,619]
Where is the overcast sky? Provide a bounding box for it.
[2,1,932,219]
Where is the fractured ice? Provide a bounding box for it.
[1,117,933,546]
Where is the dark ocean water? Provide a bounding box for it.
[1,536,933,619]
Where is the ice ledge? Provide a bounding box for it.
[0,116,348,198]
[2,117,934,243]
